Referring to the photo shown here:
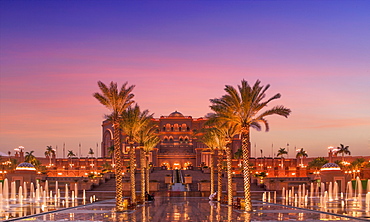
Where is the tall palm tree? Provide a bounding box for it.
[45,146,55,166]
[210,128,227,202]
[199,127,219,195]
[336,144,351,162]
[296,148,308,167]
[120,104,152,204]
[93,81,135,211]
[210,79,291,211]
[205,118,239,206]
[277,148,288,169]
[137,120,160,200]
[217,122,239,206]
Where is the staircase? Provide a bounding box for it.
[89,168,266,199]
[171,170,186,191]
[91,177,115,191]
[88,177,116,199]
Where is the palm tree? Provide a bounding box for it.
[296,148,308,167]
[277,148,288,169]
[120,104,152,204]
[350,158,368,179]
[67,150,76,167]
[234,147,243,166]
[44,146,55,166]
[199,127,219,195]
[336,144,351,162]
[25,151,37,166]
[88,148,95,169]
[88,148,94,157]
[210,79,291,211]
[137,120,160,200]
[307,157,328,171]
[93,81,135,211]
[206,118,239,206]
[107,145,114,158]
[107,145,115,166]
[211,128,227,202]
[217,122,239,206]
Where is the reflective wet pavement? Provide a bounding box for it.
[7,196,369,222]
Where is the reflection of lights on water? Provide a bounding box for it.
[173,212,181,220]
[298,212,304,221]
[278,213,283,221]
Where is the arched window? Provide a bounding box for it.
[184,137,189,143]
[169,137,174,142]
[187,126,190,131]
[166,123,171,131]
[182,124,187,132]
[163,137,168,143]
[179,137,183,143]
[174,124,179,132]
[163,126,166,131]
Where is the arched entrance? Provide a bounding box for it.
[173,162,181,170]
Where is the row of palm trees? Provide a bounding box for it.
[277,147,308,168]
[94,79,291,212]
[94,81,160,211]
[276,144,351,170]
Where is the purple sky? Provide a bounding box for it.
[1,1,369,158]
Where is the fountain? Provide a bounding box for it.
[0,179,93,221]
[278,176,370,220]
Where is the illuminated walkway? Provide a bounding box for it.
[8,196,368,222]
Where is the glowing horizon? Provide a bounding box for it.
[0,1,369,158]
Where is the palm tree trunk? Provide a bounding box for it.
[145,153,150,193]
[241,128,252,211]
[113,123,124,211]
[210,150,215,195]
[129,143,136,204]
[226,145,232,205]
[140,148,145,203]
[217,149,223,202]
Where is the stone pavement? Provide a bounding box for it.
[7,196,369,222]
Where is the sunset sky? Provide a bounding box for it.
[1,1,369,158]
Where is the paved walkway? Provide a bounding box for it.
[7,196,369,222]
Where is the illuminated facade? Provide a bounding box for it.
[101,111,241,169]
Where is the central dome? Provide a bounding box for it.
[169,111,184,117]
[320,162,341,171]
[16,162,36,171]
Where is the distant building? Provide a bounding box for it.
[101,111,241,169]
